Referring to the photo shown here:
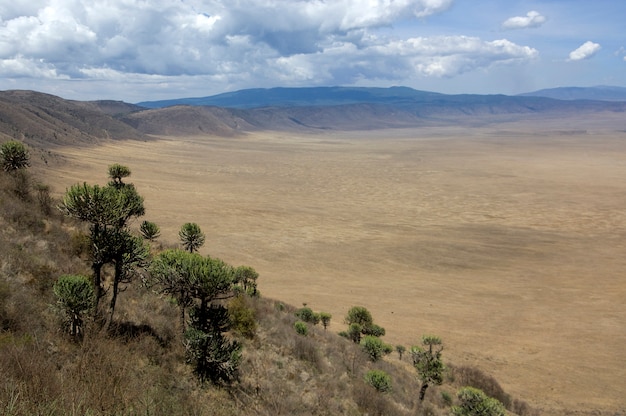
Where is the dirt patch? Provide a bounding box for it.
[38,125,626,414]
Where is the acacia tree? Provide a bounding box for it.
[53,274,94,338]
[1,140,30,172]
[410,335,445,401]
[179,222,205,253]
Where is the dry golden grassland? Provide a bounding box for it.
[41,119,626,414]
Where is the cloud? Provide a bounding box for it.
[0,0,540,99]
[568,41,601,61]
[501,11,546,30]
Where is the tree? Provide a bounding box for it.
[410,335,445,401]
[360,335,392,362]
[1,140,30,172]
[451,387,506,416]
[345,306,373,327]
[233,265,259,296]
[295,306,320,324]
[364,370,392,393]
[59,166,145,316]
[319,312,331,331]
[53,274,94,338]
[149,249,241,384]
[179,222,205,253]
[140,220,161,241]
[107,163,131,189]
[344,306,385,343]
[395,345,406,360]
[106,230,150,324]
[294,321,308,336]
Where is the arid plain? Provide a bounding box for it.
[40,116,626,414]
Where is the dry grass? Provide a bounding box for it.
[28,116,626,414]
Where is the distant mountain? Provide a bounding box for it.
[1,87,625,143]
[518,86,626,101]
[137,86,445,109]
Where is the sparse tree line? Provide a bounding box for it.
[2,139,509,415]
[293,301,506,415]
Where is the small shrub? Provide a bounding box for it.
[228,295,257,339]
[53,274,94,338]
[319,312,331,330]
[295,307,320,324]
[360,335,392,362]
[451,387,506,416]
[294,320,308,336]
[441,390,453,406]
[451,365,511,408]
[364,370,392,393]
[395,344,406,360]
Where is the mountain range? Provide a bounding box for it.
[0,86,624,144]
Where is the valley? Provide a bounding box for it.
[37,119,626,414]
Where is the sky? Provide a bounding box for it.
[0,0,624,102]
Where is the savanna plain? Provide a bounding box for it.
[41,117,626,414]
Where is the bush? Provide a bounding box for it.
[364,370,392,393]
[53,274,94,338]
[451,387,506,416]
[294,320,308,336]
[319,312,331,330]
[360,335,392,362]
[295,307,320,324]
[228,295,257,339]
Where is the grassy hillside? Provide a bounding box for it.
[0,149,537,415]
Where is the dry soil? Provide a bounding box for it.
[39,118,626,414]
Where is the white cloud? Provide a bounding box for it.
[0,0,544,99]
[568,41,601,61]
[501,11,546,30]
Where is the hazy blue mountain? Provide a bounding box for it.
[518,86,626,101]
[137,86,447,109]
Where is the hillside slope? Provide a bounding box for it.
[0,90,146,145]
[0,167,538,416]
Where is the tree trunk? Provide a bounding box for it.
[107,262,122,327]
[180,306,186,335]
[419,383,429,401]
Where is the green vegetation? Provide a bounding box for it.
[364,369,392,393]
[53,274,94,338]
[451,387,506,416]
[319,311,331,331]
[294,320,308,336]
[59,166,146,321]
[0,160,537,415]
[411,335,445,401]
[1,140,30,172]
[360,335,392,362]
[139,220,161,241]
[295,306,320,324]
[233,265,259,296]
[396,344,406,360]
[179,222,205,253]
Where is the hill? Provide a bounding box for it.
[517,85,626,101]
[2,86,626,141]
[0,90,146,145]
[0,161,538,415]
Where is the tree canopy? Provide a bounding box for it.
[1,140,30,172]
